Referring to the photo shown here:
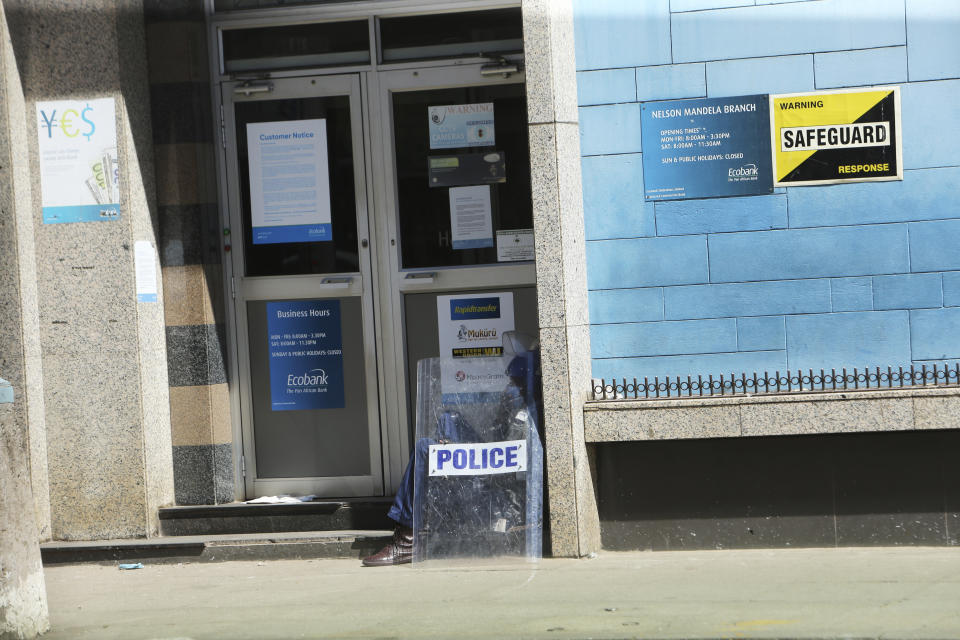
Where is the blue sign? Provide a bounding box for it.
[43,204,121,224]
[449,297,501,320]
[266,300,344,411]
[641,95,773,201]
[253,223,331,245]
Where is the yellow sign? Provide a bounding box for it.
[770,87,902,187]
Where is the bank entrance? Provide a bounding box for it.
[214,3,537,500]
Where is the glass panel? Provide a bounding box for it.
[247,297,370,478]
[403,287,539,444]
[235,94,360,276]
[222,21,369,73]
[216,0,358,14]
[379,9,522,63]
[393,84,531,269]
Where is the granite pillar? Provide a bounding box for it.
[522,0,601,557]
[0,2,49,635]
[4,0,173,540]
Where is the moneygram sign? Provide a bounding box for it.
[770,87,902,187]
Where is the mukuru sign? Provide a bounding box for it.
[770,87,902,187]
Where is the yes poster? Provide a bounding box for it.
[36,98,120,223]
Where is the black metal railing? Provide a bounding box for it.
[591,362,960,401]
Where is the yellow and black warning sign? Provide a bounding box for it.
[770,87,902,187]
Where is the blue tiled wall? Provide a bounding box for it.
[574,0,960,382]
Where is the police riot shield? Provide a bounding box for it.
[412,336,543,562]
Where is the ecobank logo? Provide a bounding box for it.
[728,163,758,181]
[39,103,97,141]
[287,368,329,390]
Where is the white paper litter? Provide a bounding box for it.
[244,495,317,504]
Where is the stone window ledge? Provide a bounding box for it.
[583,387,960,442]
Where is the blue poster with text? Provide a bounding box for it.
[641,94,772,201]
[267,300,345,411]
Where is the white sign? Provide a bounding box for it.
[449,185,493,250]
[439,356,512,401]
[247,119,332,245]
[437,292,515,397]
[437,292,515,359]
[428,102,495,149]
[134,241,157,303]
[36,98,120,224]
[496,229,535,262]
[429,441,527,476]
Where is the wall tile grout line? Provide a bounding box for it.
[903,0,911,82]
[585,215,960,239]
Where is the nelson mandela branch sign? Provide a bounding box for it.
[641,95,773,201]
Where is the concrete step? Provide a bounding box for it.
[40,530,392,566]
[158,499,395,536]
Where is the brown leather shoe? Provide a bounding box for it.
[362,526,413,567]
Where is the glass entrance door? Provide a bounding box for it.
[373,65,539,491]
[223,74,383,497]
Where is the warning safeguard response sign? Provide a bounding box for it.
[770,87,902,187]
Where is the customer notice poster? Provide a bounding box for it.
[770,87,902,186]
[247,119,332,245]
[36,98,121,223]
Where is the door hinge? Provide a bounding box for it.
[240,455,246,479]
[230,275,236,299]
[219,103,226,149]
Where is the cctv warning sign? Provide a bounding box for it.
[770,87,902,187]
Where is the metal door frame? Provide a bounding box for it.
[370,64,535,493]
[221,73,384,498]
[209,1,529,500]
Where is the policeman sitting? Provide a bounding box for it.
[362,333,539,566]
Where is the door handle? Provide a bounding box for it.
[320,276,353,289]
[234,82,273,96]
[404,272,437,285]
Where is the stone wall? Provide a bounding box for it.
[0,1,48,634]
[574,0,960,385]
[3,0,173,540]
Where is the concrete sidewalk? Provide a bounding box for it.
[42,547,960,639]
